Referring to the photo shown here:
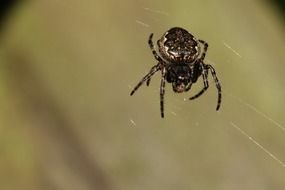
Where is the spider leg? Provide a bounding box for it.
[207,64,222,110]
[160,67,166,118]
[146,77,151,86]
[149,33,164,63]
[198,39,208,61]
[189,63,209,100]
[130,64,160,96]
[146,64,158,86]
[146,33,165,87]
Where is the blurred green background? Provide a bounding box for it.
[1,0,285,189]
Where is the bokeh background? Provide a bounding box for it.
[1,0,285,189]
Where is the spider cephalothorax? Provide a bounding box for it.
[130,27,222,118]
[166,63,193,93]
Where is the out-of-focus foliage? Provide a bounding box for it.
[0,0,22,30]
[271,0,285,20]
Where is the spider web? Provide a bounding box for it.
[52,0,285,167]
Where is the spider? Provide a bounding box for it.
[130,27,222,118]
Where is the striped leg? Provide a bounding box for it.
[189,63,209,100]
[208,64,222,110]
[130,64,160,96]
[145,33,164,87]
[146,78,151,86]
[198,39,208,61]
[160,68,166,118]
[148,33,164,62]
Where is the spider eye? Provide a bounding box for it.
[172,79,192,93]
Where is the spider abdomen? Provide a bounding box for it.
[158,27,199,63]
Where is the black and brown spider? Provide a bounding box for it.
[130,27,222,118]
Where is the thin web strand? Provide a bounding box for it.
[230,122,285,168]
[143,7,170,16]
[129,119,137,127]
[228,93,285,133]
[135,20,150,28]
[222,41,242,58]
